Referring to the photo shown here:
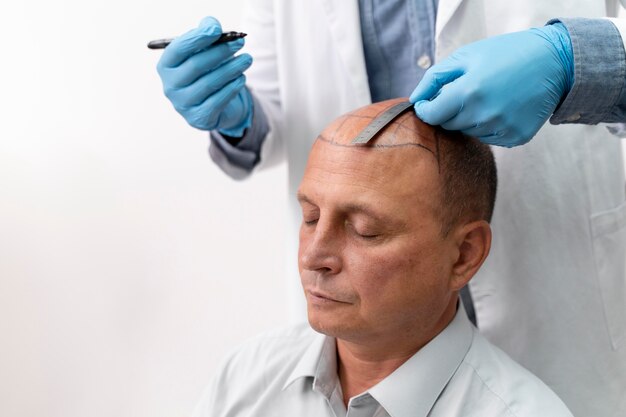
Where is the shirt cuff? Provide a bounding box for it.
[208,94,270,180]
[548,18,626,125]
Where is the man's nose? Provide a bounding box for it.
[299,221,342,274]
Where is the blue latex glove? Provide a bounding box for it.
[410,23,574,147]
[157,16,253,137]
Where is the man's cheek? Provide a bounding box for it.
[348,250,400,289]
[297,229,311,272]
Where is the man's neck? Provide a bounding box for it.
[335,301,457,406]
[336,342,418,405]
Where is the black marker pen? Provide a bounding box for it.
[147,31,247,49]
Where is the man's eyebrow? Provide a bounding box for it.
[297,192,403,226]
[296,192,315,205]
[341,202,392,223]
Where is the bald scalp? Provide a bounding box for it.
[315,98,497,235]
[318,101,439,157]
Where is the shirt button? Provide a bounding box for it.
[417,55,432,69]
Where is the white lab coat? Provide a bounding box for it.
[242,1,626,415]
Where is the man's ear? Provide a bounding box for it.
[448,220,492,291]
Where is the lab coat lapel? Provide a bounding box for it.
[320,0,371,105]
[436,0,465,38]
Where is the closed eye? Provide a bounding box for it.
[346,221,381,240]
[356,232,381,240]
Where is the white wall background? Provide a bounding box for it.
[0,2,289,417]
[3,2,626,417]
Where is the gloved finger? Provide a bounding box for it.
[168,54,252,109]
[440,115,475,132]
[456,121,502,139]
[215,88,253,133]
[409,62,465,102]
[187,75,247,130]
[161,39,245,88]
[475,132,512,147]
[463,118,537,147]
[158,16,223,68]
[413,81,465,126]
[440,109,504,132]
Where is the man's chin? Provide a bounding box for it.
[307,311,339,337]
[307,310,357,339]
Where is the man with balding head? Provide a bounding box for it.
[192,99,572,417]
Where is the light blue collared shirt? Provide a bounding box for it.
[550,17,626,125]
[358,0,438,102]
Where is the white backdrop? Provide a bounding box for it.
[3,2,626,417]
[0,1,289,417]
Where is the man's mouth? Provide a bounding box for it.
[307,289,350,304]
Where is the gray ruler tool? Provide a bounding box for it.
[351,101,414,144]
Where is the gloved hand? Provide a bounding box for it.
[410,23,574,147]
[157,16,253,137]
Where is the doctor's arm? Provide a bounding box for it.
[153,14,267,179]
[208,95,270,180]
[410,18,626,147]
[209,0,285,180]
[549,18,626,131]
[156,0,284,180]
[156,16,255,139]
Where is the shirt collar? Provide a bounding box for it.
[282,305,474,417]
[368,305,474,417]
[282,328,335,392]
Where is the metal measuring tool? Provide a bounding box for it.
[351,100,415,144]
